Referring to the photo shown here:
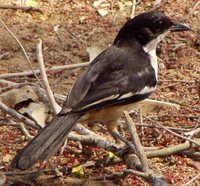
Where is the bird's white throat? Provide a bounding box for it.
[143,31,169,79]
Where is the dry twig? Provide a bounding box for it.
[0,62,89,79]
[0,79,18,86]
[135,123,193,132]
[0,17,43,87]
[159,79,196,83]
[36,39,61,115]
[184,127,200,138]
[130,0,136,18]
[0,101,39,129]
[144,115,200,146]
[137,99,180,110]
[181,150,200,159]
[146,139,200,158]
[68,131,120,152]
[4,169,55,176]
[91,169,149,181]
[18,122,33,139]
[186,0,200,20]
[183,172,200,186]
[0,5,43,13]
[124,111,149,172]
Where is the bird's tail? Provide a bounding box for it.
[12,113,81,170]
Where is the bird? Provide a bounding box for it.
[12,11,191,170]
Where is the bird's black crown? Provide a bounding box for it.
[114,11,190,46]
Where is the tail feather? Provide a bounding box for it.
[12,113,81,170]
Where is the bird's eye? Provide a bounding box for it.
[158,20,163,25]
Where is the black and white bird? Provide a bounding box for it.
[12,11,191,170]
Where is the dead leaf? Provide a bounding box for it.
[105,151,116,163]
[93,0,109,17]
[19,102,50,127]
[0,85,38,108]
[72,165,85,178]
[2,154,13,163]
[108,151,115,159]
[97,9,108,17]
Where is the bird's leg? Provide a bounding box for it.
[107,120,135,150]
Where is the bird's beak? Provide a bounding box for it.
[170,21,191,32]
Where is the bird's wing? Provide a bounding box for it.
[61,44,156,114]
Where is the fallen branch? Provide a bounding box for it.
[147,114,199,120]
[74,123,99,135]
[18,122,33,139]
[0,62,89,79]
[71,127,200,160]
[181,150,200,159]
[0,80,66,103]
[76,151,121,170]
[0,79,18,86]
[184,127,200,138]
[36,39,61,115]
[58,139,69,157]
[72,124,161,152]
[4,169,54,176]
[0,123,19,127]
[138,98,180,110]
[123,111,169,185]
[71,124,160,152]
[68,131,119,152]
[2,104,198,160]
[91,168,149,181]
[159,79,196,83]
[116,147,169,185]
[124,111,149,172]
[0,80,19,93]
[0,5,43,13]
[130,0,136,18]
[0,101,39,129]
[146,140,200,158]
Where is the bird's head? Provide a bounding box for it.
[114,11,191,49]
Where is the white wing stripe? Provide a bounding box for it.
[79,94,119,109]
[119,86,155,100]
[78,85,155,110]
